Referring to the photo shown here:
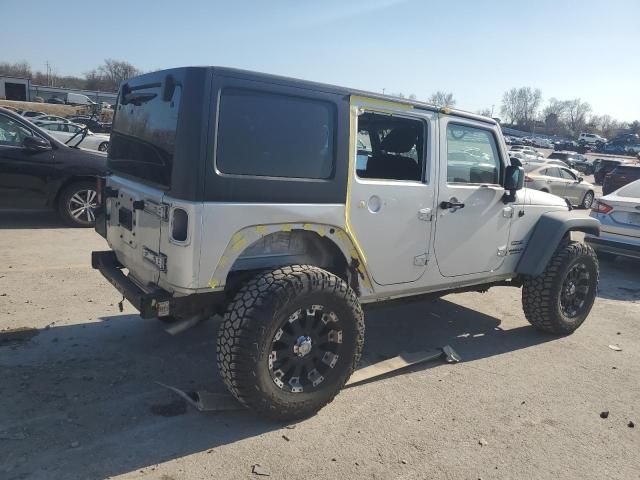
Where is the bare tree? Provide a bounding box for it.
[477,108,493,117]
[428,91,456,108]
[565,99,591,134]
[97,59,141,91]
[500,88,519,124]
[517,87,542,125]
[501,87,542,126]
[0,61,32,78]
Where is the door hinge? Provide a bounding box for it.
[502,206,514,218]
[144,201,170,222]
[143,247,167,272]
[418,208,433,221]
[413,253,429,266]
[497,246,507,257]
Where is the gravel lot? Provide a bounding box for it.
[1,210,638,480]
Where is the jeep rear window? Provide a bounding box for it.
[108,83,182,188]
[216,89,335,179]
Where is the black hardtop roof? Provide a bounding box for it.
[126,66,498,126]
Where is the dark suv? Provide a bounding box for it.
[602,165,640,195]
[548,151,592,174]
[0,107,107,226]
[593,158,624,185]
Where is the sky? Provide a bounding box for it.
[1,0,638,121]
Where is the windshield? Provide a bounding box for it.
[108,77,182,188]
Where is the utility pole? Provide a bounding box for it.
[382,88,386,95]
[491,104,495,117]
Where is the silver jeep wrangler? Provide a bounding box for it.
[92,67,600,420]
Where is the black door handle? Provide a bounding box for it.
[440,201,465,209]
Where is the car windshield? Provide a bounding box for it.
[616,180,640,197]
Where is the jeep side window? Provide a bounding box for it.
[356,112,424,182]
[216,89,335,179]
[446,124,500,185]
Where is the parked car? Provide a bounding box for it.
[66,116,111,133]
[31,114,72,124]
[65,92,96,106]
[0,105,19,113]
[524,164,595,208]
[46,97,66,105]
[593,158,625,184]
[20,110,47,119]
[602,165,640,195]
[92,67,601,420]
[531,137,554,148]
[548,151,592,174]
[38,122,110,152]
[0,107,106,226]
[579,132,607,145]
[586,179,640,260]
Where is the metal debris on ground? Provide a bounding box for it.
[478,438,488,446]
[252,464,271,476]
[628,421,635,428]
[346,345,461,386]
[600,411,610,419]
[608,345,622,351]
[282,434,290,441]
[157,382,242,412]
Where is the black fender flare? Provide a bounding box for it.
[516,210,600,276]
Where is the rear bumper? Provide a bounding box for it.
[585,234,640,259]
[92,251,170,318]
[91,251,225,318]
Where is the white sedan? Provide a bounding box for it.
[38,122,110,152]
[31,114,72,124]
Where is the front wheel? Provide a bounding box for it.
[217,265,364,420]
[98,142,109,152]
[522,240,599,334]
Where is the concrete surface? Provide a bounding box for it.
[0,211,639,480]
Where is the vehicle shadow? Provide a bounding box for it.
[0,298,553,479]
[0,210,69,229]
[596,256,640,301]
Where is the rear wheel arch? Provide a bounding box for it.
[53,175,97,207]
[208,224,372,297]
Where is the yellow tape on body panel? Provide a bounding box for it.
[207,223,374,295]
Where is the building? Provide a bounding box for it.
[0,76,32,101]
[0,75,117,105]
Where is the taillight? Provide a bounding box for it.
[592,200,613,214]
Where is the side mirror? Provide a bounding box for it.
[503,164,524,204]
[505,165,525,191]
[23,136,51,151]
[578,177,583,183]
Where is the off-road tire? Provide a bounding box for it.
[57,180,97,227]
[522,240,598,335]
[216,265,364,420]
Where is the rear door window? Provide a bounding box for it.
[216,89,335,179]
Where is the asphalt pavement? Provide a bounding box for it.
[0,211,638,480]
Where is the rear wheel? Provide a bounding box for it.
[98,141,109,152]
[57,180,97,227]
[217,265,364,420]
[522,240,599,334]
[581,191,595,209]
